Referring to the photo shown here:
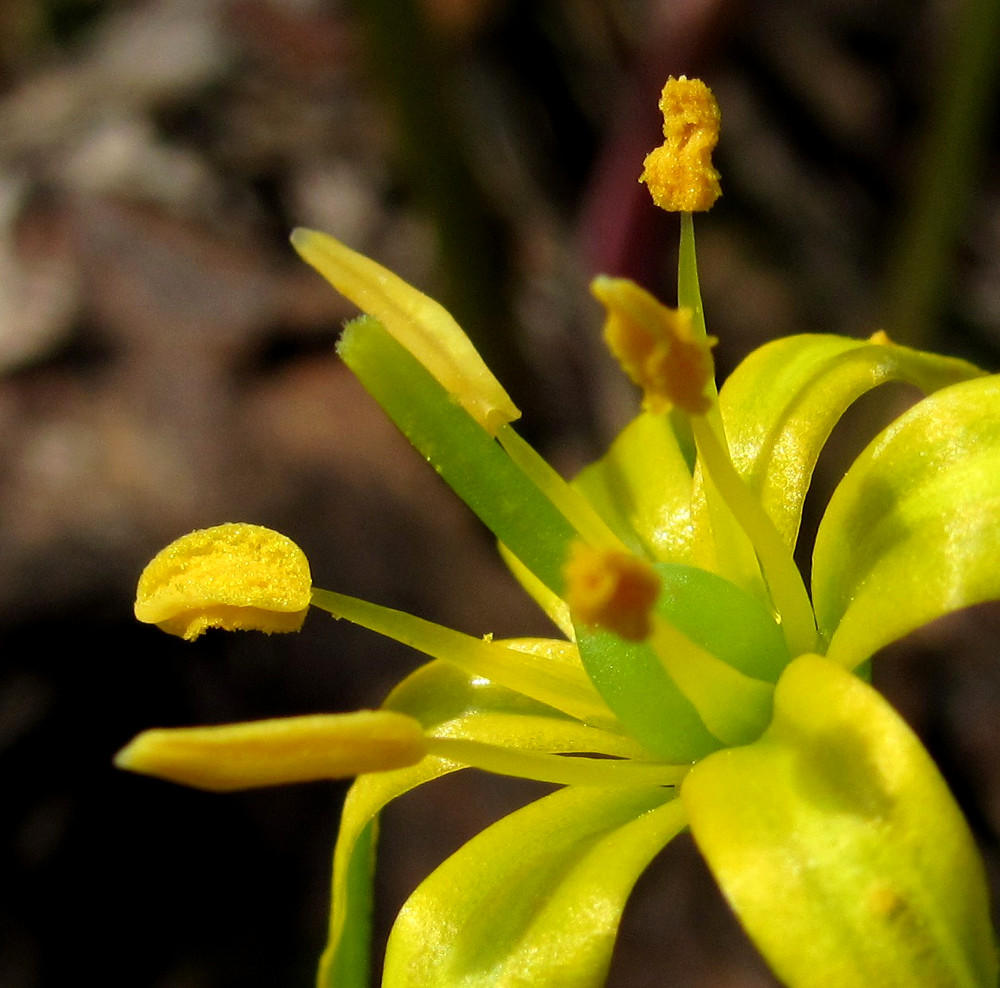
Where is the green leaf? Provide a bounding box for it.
[683,654,998,988]
[338,316,577,593]
[717,334,983,550]
[382,785,686,987]
[813,375,1000,668]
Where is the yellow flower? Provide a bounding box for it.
[117,76,1000,988]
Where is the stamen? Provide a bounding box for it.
[495,423,628,552]
[592,276,717,415]
[114,712,427,791]
[563,541,661,642]
[291,228,519,435]
[689,417,818,657]
[309,588,617,729]
[641,76,722,213]
[134,524,312,640]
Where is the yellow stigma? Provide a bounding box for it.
[592,276,716,415]
[563,541,661,642]
[114,711,428,791]
[134,523,312,641]
[641,76,721,212]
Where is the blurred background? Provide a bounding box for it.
[2,0,1000,985]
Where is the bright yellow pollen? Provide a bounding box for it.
[114,711,428,791]
[134,523,312,641]
[592,276,716,415]
[641,76,721,212]
[563,541,661,642]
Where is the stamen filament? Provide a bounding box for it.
[677,217,766,598]
[678,214,712,349]
[495,424,629,552]
[309,588,617,729]
[424,737,689,787]
[689,416,818,657]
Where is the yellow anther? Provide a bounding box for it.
[592,276,717,415]
[563,541,661,642]
[291,228,520,436]
[134,523,312,641]
[869,329,893,345]
[641,76,721,213]
[114,711,428,791]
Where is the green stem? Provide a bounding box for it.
[495,424,628,552]
[883,0,1000,346]
[351,0,528,390]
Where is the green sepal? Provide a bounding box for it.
[575,563,786,760]
[814,374,1000,668]
[655,563,789,682]
[382,785,686,987]
[717,333,984,550]
[338,316,577,593]
[683,653,998,988]
[324,816,377,988]
[572,411,695,562]
[574,623,717,762]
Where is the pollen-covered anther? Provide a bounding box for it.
[593,276,716,415]
[563,541,661,641]
[641,75,721,213]
[134,523,312,641]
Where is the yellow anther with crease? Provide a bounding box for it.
[134,523,312,640]
[641,76,722,213]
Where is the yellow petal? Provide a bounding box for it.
[641,76,722,212]
[134,523,312,640]
[114,711,428,791]
[291,228,520,435]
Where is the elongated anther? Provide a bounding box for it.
[114,711,428,791]
[291,228,520,435]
